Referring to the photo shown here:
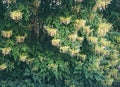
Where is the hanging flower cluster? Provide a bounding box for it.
[60,17,71,25]
[19,54,28,62]
[51,39,60,47]
[1,30,12,38]
[10,10,22,20]
[68,33,78,42]
[69,49,80,57]
[74,19,86,31]
[44,26,57,36]
[16,35,26,43]
[100,38,111,46]
[94,45,106,55]
[48,63,58,71]
[59,46,69,53]
[0,64,7,71]
[74,19,93,37]
[94,0,112,10]
[1,47,12,56]
[87,36,98,44]
[97,22,112,37]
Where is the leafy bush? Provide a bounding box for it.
[0,0,120,87]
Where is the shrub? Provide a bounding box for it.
[0,0,119,87]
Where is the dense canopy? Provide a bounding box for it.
[0,0,120,87]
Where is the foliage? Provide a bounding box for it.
[0,0,120,87]
[103,0,120,32]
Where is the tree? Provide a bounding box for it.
[0,0,120,87]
